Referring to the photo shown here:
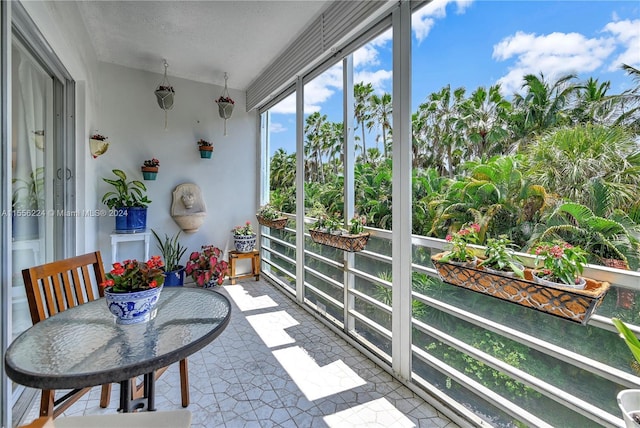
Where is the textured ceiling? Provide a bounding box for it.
[76,1,331,91]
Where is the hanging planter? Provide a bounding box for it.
[215,72,234,136]
[197,139,213,159]
[431,252,611,325]
[154,60,175,129]
[89,132,109,158]
[141,158,160,180]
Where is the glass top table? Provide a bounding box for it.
[5,287,231,412]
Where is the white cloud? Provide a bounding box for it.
[268,65,343,114]
[269,122,287,134]
[354,69,393,94]
[492,31,616,95]
[602,19,640,70]
[412,0,474,43]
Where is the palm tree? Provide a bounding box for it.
[304,112,330,183]
[570,77,614,125]
[354,82,374,163]
[370,92,392,158]
[269,148,296,191]
[525,124,640,212]
[615,64,640,132]
[510,73,578,148]
[459,84,511,160]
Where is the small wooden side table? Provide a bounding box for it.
[228,250,260,285]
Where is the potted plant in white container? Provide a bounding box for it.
[232,221,256,253]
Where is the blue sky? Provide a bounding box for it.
[268,0,640,155]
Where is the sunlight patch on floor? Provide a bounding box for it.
[246,310,299,348]
[273,346,366,401]
[324,397,416,427]
[223,284,278,312]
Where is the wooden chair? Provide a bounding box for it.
[22,251,190,418]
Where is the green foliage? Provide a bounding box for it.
[151,229,187,272]
[101,169,150,209]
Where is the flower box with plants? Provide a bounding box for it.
[477,235,524,278]
[256,204,288,229]
[432,236,611,324]
[99,256,165,324]
[197,139,213,158]
[232,222,257,253]
[141,158,160,180]
[185,245,228,287]
[152,229,187,286]
[309,214,370,252]
[89,132,109,158]
[101,169,151,232]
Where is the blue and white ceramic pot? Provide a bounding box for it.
[104,286,163,325]
[234,233,256,253]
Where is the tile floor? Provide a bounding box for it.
[21,279,457,427]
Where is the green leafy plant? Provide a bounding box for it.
[257,204,281,221]
[440,223,480,263]
[349,215,367,235]
[197,138,212,147]
[478,235,524,278]
[315,213,343,233]
[612,318,640,375]
[99,256,165,293]
[532,241,588,285]
[151,229,187,272]
[101,169,151,209]
[232,221,255,236]
[185,245,228,287]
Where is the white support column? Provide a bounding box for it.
[391,0,412,382]
[295,77,305,303]
[343,55,356,332]
[1,1,12,426]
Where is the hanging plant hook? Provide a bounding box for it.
[154,59,175,129]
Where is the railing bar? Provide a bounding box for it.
[261,234,296,251]
[413,319,623,427]
[261,246,296,266]
[348,268,391,287]
[412,291,640,388]
[305,266,344,289]
[347,308,392,339]
[303,248,344,269]
[261,259,296,283]
[412,346,554,428]
[304,282,344,310]
[349,288,392,315]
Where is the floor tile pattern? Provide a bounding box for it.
[21,280,457,428]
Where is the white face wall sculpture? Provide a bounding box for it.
[171,183,207,233]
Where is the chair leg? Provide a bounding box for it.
[99,384,111,408]
[39,390,55,417]
[179,358,189,407]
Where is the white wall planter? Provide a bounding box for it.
[618,389,640,427]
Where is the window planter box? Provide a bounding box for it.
[309,229,370,252]
[256,215,288,229]
[431,252,611,325]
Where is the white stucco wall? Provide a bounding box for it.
[94,62,258,263]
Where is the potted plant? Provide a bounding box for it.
[101,169,151,232]
[232,221,256,253]
[185,245,228,287]
[99,256,165,324]
[151,229,188,286]
[256,204,288,229]
[154,85,175,110]
[89,132,109,158]
[12,167,44,240]
[141,158,160,180]
[531,240,588,289]
[438,223,481,265]
[477,235,524,278]
[215,95,234,120]
[612,318,640,427]
[197,139,213,159]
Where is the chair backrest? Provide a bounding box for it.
[22,251,107,325]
